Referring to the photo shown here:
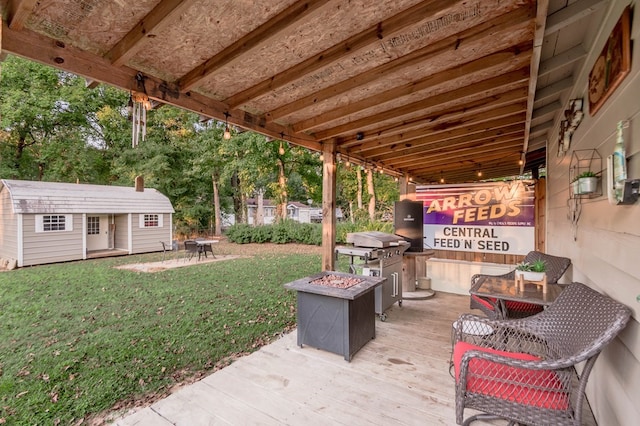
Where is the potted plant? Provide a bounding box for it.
[515,259,546,281]
[577,170,598,194]
[571,177,580,195]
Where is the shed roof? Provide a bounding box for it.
[1,179,174,215]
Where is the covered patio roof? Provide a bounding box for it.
[0,0,606,183]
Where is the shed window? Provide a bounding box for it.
[87,216,100,235]
[139,214,163,228]
[36,214,73,232]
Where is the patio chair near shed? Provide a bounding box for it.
[183,240,201,261]
[453,282,631,426]
[470,251,571,319]
[160,240,178,262]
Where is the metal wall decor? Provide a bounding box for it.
[558,98,584,155]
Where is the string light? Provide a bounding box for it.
[223,112,231,140]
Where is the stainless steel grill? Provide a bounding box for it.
[336,232,410,321]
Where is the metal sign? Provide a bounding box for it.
[415,181,535,255]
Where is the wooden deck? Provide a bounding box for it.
[114,291,596,425]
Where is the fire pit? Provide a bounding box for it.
[284,271,386,361]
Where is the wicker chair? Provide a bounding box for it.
[454,282,631,426]
[470,251,571,319]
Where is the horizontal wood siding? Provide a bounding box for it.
[114,214,129,251]
[130,213,171,254]
[21,214,84,266]
[546,2,640,424]
[0,189,18,260]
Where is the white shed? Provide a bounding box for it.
[0,178,174,268]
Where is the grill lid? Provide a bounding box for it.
[346,231,408,248]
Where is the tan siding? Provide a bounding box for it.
[0,187,18,261]
[113,214,130,250]
[0,195,17,261]
[130,213,171,254]
[547,2,640,424]
[21,215,84,266]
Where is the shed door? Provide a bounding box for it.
[87,215,109,251]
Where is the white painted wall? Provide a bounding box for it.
[546,2,639,424]
[427,259,512,295]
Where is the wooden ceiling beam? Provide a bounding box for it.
[538,44,586,77]
[225,0,460,109]
[0,22,321,152]
[343,102,527,151]
[107,0,194,67]
[387,135,523,168]
[544,0,606,36]
[520,0,548,174]
[293,45,532,133]
[534,76,573,103]
[5,0,38,30]
[367,125,524,161]
[312,70,529,140]
[316,86,528,141]
[178,0,332,92]
[266,6,535,122]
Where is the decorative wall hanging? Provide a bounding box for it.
[588,6,631,116]
[558,98,584,155]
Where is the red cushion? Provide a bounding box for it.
[504,301,544,314]
[454,341,569,410]
[471,294,497,310]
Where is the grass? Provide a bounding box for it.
[0,249,321,424]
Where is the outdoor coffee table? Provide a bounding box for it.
[470,275,565,319]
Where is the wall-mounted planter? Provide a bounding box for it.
[578,176,599,194]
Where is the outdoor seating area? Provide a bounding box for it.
[113,291,601,425]
[469,251,572,319]
[453,282,631,426]
[162,239,220,262]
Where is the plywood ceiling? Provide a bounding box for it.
[0,0,606,183]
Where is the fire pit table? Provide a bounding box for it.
[284,271,386,361]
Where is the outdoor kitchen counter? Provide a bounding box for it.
[284,271,386,361]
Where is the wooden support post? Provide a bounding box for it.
[321,140,337,271]
[398,175,416,201]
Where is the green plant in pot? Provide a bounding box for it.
[516,259,546,281]
[577,170,598,194]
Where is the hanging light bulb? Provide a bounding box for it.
[278,141,285,155]
[440,171,445,183]
[223,112,231,140]
[319,153,324,162]
[345,156,351,168]
[477,170,483,177]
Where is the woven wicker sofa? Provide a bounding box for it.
[454,282,631,426]
[470,251,571,319]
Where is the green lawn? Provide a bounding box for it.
[0,250,321,424]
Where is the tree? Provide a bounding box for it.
[0,55,127,182]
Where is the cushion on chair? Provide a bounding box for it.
[504,301,544,314]
[470,294,496,311]
[454,341,569,410]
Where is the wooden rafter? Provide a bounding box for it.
[178,0,332,91]
[266,6,535,123]
[107,0,194,67]
[224,0,465,109]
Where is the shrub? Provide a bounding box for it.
[226,219,393,245]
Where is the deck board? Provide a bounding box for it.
[113,292,596,426]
